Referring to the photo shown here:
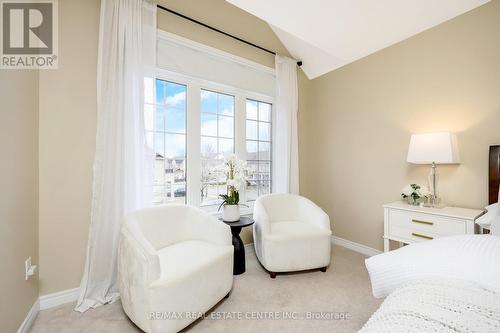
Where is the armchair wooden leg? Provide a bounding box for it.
[270,272,277,279]
[320,267,327,272]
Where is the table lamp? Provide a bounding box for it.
[406,132,460,208]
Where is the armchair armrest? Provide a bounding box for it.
[190,211,232,246]
[253,199,272,235]
[299,197,331,231]
[120,223,160,284]
[118,223,161,332]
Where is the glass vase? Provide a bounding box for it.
[408,196,419,206]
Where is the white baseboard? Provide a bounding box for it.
[17,299,39,333]
[332,236,382,257]
[31,239,376,315]
[39,287,80,310]
[247,237,380,257]
[17,288,79,332]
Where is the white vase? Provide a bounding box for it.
[222,204,240,222]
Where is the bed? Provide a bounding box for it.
[360,145,500,332]
[359,278,500,333]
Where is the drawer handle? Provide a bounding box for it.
[412,219,434,226]
[411,232,433,240]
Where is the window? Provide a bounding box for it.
[147,79,187,204]
[146,71,273,213]
[200,90,235,207]
[246,99,272,201]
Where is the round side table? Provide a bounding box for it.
[220,217,254,275]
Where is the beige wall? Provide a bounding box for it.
[38,0,100,294]
[37,0,308,294]
[0,70,39,331]
[300,0,500,251]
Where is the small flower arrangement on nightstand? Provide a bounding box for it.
[401,183,430,206]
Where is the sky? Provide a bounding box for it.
[146,79,271,160]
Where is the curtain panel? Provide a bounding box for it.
[273,55,299,194]
[75,0,156,312]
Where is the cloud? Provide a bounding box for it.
[166,91,186,108]
[201,115,234,139]
[246,101,257,119]
[201,90,216,101]
[147,132,186,159]
[163,133,186,158]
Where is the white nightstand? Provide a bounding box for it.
[383,201,484,252]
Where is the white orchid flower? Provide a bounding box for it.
[224,153,237,162]
[401,185,414,197]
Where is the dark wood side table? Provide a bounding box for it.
[220,217,254,275]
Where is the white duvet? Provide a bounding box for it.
[365,235,500,298]
[358,279,500,333]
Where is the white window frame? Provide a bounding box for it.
[245,99,273,202]
[155,68,274,216]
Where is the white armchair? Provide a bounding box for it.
[253,193,332,278]
[118,204,233,333]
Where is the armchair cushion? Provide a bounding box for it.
[269,221,331,240]
[263,221,332,272]
[148,241,233,333]
[155,240,232,282]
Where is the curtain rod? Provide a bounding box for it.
[156,4,303,67]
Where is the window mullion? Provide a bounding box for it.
[235,95,247,205]
[235,95,246,160]
[187,83,201,207]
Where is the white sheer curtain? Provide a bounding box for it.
[75,0,156,312]
[273,55,299,194]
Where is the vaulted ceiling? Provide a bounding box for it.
[226,0,490,79]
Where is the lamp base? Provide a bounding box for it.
[426,162,445,208]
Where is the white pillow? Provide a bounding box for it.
[491,216,500,236]
[365,235,500,298]
[476,202,499,233]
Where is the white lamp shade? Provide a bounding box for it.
[407,132,460,164]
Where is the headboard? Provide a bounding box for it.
[489,145,500,204]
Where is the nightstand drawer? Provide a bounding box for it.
[388,209,466,236]
[389,224,441,243]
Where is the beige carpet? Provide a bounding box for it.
[30,245,381,333]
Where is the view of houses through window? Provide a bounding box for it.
[246,99,272,201]
[148,79,187,205]
[200,90,235,207]
[146,77,272,210]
